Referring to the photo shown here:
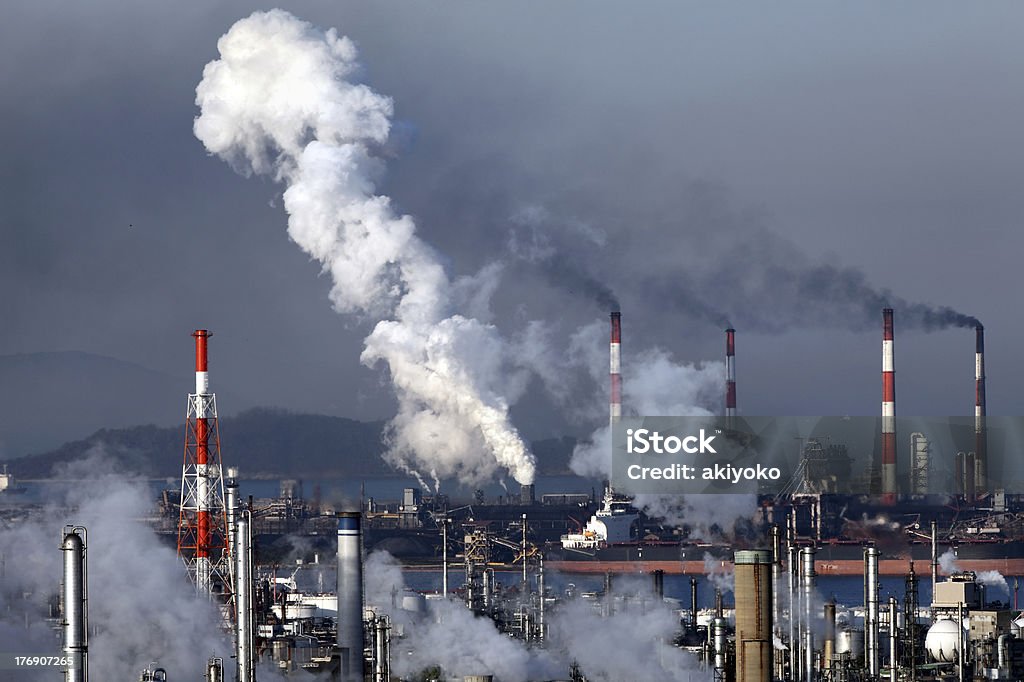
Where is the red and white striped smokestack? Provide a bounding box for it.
[881,309,897,505]
[975,324,987,495]
[195,329,210,396]
[725,328,737,420]
[610,312,622,425]
[193,329,212,580]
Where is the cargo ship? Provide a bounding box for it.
[545,488,1024,576]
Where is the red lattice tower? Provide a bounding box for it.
[177,329,231,598]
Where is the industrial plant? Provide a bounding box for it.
[3,8,1021,682]
[20,308,1023,681]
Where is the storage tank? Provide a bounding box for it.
[836,628,865,657]
[925,619,963,663]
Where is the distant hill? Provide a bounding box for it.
[7,407,578,479]
[0,350,250,458]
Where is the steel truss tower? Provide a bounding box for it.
[177,329,231,599]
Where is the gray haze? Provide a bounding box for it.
[2,2,1024,456]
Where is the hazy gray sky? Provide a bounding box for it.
[2,2,1023,446]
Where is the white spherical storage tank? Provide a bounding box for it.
[925,619,963,662]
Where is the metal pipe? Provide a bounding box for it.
[652,569,665,599]
[788,545,798,679]
[930,520,938,599]
[522,513,528,591]
[823,600,836,671]
[771,524,781,634]
[889,597,898,682]
[441,516,448,599]
[235,512,254,682]
[866,547,880,678]
[206,657,223,682]
[690,576,699,632]
[61,526,88,682]
[374,615,389,682]
[482,568,492,610]
[225,468,238,561]
[998,634,1009,674]
[957,602,966,682]
[713,617,727,679]
[538,558,546,641]
[337,511,365,681]
[604,571,614,617]
[801,547,816,681]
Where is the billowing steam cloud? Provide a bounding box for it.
[194,10,535,486]
[365,550,707,681]
[0,449,233,680]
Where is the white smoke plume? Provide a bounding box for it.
[566,319,725,477]
[0,448,231,680]
[976,570,1011,597]
[560,318,756,533]
[703,552,735,594]
[938,549,960,575]
[194,10,535,487]
[365,550,708,681]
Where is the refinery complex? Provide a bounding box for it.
[23,305,1024,682]
[3,6,1024,682]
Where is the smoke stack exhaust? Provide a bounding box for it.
[337,512,365,681]
[610,311,622,425]
[61,526,88,682]
[975,324,987,497]
[725,328,737,423]
[881,308,897,505]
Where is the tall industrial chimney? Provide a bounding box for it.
[881,308,897,505]
[610,311,622,425]
[975,324,987,497]
[61,526,88,682]
[178,329,230,597]
[337,512,366,681]
[823,600,836,671]
[725,328,737,423]
[735,549,773,682]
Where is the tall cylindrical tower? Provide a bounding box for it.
[800,546,817,680]
[865,546,881,677]
[61,526,88,682]
[881,308,897,505]
[337,512,365,681]
[974,324,986,498]
[610,311,622,425]
[823,600,836,671]
[235,512,254,682]
[725,328,737,421]
[735,549,773,682]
